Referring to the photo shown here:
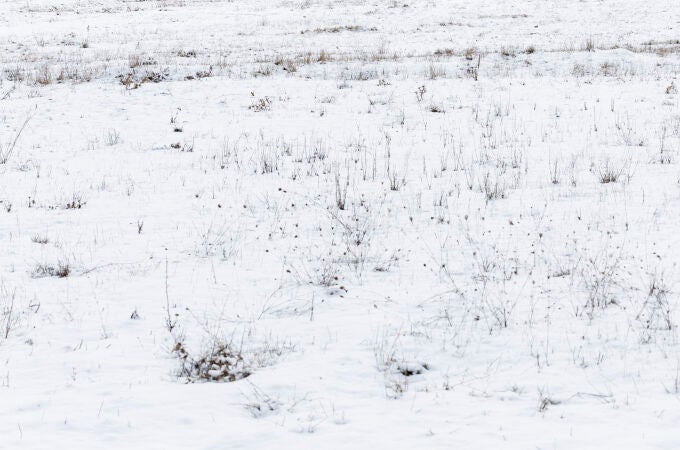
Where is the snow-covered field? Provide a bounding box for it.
[1,0,679,448]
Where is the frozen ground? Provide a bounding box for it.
[1,0,680,448]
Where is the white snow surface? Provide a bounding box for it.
[1,0,680,448]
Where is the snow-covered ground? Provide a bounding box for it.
[1,0,680,448]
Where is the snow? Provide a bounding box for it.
[1,0,680,448]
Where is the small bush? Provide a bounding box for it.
[597,161,627,184]
[174,340,251,382]
[65,192,87,209]
[32,261,71,278]
[584,37,596,52]
[31,234,49,244]
[249,97,272,112]
[173,334,294,383]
